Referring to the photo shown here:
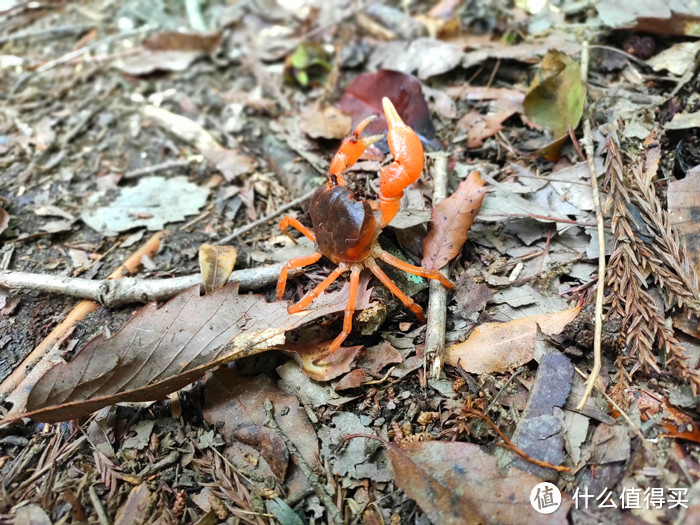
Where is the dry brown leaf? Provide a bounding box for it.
[457,109,517,149]
[422,171,486,271]
[114,484,154,525]
[668,169,700,276]
[300,103,352,140]
[8,283,371,423]
[199,244,238,294]
[203,368,320,481]
[117,32,222,75]
[388,441,571,524]
[444,306,581,373]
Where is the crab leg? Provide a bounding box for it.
[329,115,383,186]
[377,97,424,227]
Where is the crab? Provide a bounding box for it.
[277,97,454,358]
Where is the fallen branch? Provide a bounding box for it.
[0,231,166,402]
[425,153,450,380]
[0,264,289,308]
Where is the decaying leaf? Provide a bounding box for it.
[199,244,238,294]
[523,50,585,140]
[458,108,518,149]
[116,31,222,75]
[9,283,372,423]
[300,103,352,140]
[422,171,487,271]
[388,441,571,524]
[81,176,209,233]
[503,351,573,479]
[339,69,437,153]
[203,368,320,472]
[668,169,700,276]
[114,484,154,525]
[444,305,581,373]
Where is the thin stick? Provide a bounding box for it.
[216,187,318,245]
[466,410,571,472]
[425,154,450,380]
[0,231,166,401]
[0,264,291,307]
[123,157,202,179]
[577,40,606,410]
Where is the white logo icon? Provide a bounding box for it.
[530,482,562,514]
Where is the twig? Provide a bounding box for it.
[465,410,570,472]
[122,157,202,179]
[0,231,166,403]
[574,366,646,444]
[0,264,290,307]
[577,41,606,411]
[264,401,343,525]
[216,187,318,245]
[425,154,450,380]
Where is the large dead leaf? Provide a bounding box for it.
[444,306,581,373]
[523,50,585,140]
[8,283,371,423]
[116,31,222,75]
[388,441,571,524]
[422,171,486,271]
[338,69,437,153]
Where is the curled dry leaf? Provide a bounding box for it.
[388,440,571,524]
[422,171,486,271]
[199,244,238,294]
[444,305,581,373]
[523,50,585,139]
[8,282,371,423]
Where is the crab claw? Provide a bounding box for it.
[329,115,383,185]
[378,97,424,227]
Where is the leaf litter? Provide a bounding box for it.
[3,0,700,523]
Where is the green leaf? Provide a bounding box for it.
[523,50,586,139]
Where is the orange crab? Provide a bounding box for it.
[277,97,454,357]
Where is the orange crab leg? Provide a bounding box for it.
[276,252,323,300]
[279,216,316,243]
[367,259,425,322]
[378,97,424,227]
[288,264,346,314]
[325,265,362,354]
[376,249,454,289]
[329,115,383,186]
